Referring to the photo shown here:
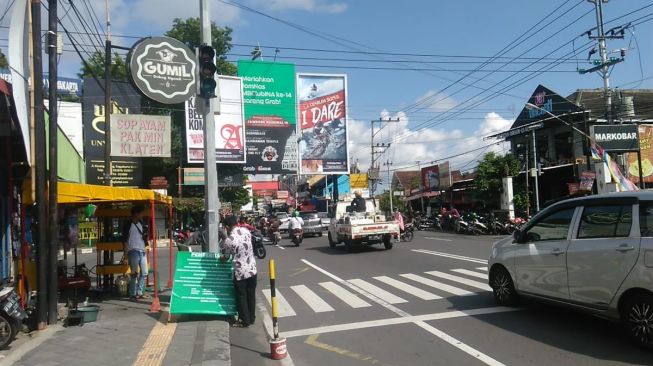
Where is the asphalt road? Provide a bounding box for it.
[254,230,653,366]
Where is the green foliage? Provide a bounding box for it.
[78,51,129,81]
[378,192,407,215]
[409,177,420,190]
[165,18,237,76]
[0,50,7,68]
[472,152,522,210]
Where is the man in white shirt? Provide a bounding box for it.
[123,205,149,301]
[288,211,304,231]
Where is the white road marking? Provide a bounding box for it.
[262,289,297,317]
[414,321,505,366]
[300,259,508,366]
[348,279,408,304]
[276,245,285,250]
[476,266,488,272]
[400,273,474,296]
[319,282,372,308]
[426,271,492,291]
[412,249,488,264]
[452,268,489,280]
[290,285,334,313]
[424,236,453,242]
[373,276,442,300]
[282,306,519,338]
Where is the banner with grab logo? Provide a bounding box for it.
[297,73,349,175]
[185,76,246,164]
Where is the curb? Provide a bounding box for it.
[0,326,62,365]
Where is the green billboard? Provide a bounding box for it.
[238,60,298,175]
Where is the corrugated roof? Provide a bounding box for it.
[393,170,420,189]
[566,89,653,121]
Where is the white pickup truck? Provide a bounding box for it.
[327,200,400,251]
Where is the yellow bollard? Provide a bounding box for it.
[268,259,287,360]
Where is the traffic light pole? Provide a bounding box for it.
[200,0,220,253]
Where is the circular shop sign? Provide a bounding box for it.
[128,37,197,104]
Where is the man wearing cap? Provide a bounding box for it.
[351,190,367,212]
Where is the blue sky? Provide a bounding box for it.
[2,0,652,172]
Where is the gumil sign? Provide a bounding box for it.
[128,37,196,104]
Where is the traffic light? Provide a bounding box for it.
[197,44,217,99]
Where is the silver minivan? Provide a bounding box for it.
[489,192,653,349]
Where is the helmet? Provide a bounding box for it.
[293,211,300,217]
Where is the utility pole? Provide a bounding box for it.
[415,160,424,213]
[200,0,220,252]
[369,118,399,199]
[384,160,393,213]
[524,140,530,217]
[532,129,540,213]
[46,0,58,325]
[31,0,48,330]
[104,0,112,186]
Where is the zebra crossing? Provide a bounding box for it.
[262,267,491,318]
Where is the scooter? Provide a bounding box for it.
[0,284,27,349]
[291,228,304,247]
[251,230,266,259]
[401,223,415,242]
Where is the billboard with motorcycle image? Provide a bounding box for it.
[297,73,349,174]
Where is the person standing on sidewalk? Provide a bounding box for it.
[123,205,150,301]
[220,215,258,328]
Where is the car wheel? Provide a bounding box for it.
[623,293,653,349]
[383,235,393,250]
[328,232,336,248]
[490,266,518,306]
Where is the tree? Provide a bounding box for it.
[0,50,8,68]
[378,192,407,215]
[472,152,524,211]
[165,17,237,76]
[78,51,129,81]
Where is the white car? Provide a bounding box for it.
[489,192,653,349]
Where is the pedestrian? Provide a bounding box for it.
[122,205,150,301]
[220,215,257,328]
[393,207,405,232]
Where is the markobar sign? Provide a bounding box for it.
[591,124,640,152]
[128,37,196,104]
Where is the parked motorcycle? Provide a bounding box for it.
[251,230,266,259]
[0,284,27,349]
[454,215,469,234]
[291,228,304,247]
[401,223,415,242]
[468,213,490,235]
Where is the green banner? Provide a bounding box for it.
[238,60,298,175]
[169,252,237,316]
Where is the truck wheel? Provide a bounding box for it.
[383,235,393,250]
[344,238,354,252]
[328,232,336,248]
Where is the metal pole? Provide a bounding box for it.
[416,160,424,213]
[591,0,611,124]
[200,0,220,252]
[269,259,279,339]
[149,200,160,312]
[47,0,58,325]
[167,202,173,289]
[525,139,530,217]
[104,0,112,186]
[532,129,540,213]
[385,160,393,213]
[31,0,48,330]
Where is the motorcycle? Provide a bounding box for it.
[468,213,490,235]
[251,230,266,259]
[454,214,470,234]
[0,284,27,349]
[291,228,304,247]
[401,223,415,242]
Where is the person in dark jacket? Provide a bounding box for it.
[351,191,367,212]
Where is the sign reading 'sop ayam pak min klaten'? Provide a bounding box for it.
[169,252,237,315]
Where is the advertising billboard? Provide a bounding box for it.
[297,73,348,174]
[185,76,246,164]
[439,161,451,189]
[238,60,297,175]
[627,125,653,184]
[83,78,142,186]
[110,114,171,157]
[349,173,368,189]
[421,165,440,192]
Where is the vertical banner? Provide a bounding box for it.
[185,76,246,164]
[627,124,653,184]
[421,165,440,192]
[83,78,142,186]
[297,73,348,174]
[438,161,451,189]
[238,60,297,175]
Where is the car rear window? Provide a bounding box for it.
[639,202,653,237]
[577,205,632,239]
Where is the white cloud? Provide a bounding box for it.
[348,110,514,176]
[412,90,458,113]
[263,0,348,13]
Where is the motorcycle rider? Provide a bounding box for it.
[288,211,304,240]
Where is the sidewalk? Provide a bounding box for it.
[2,290,231,366]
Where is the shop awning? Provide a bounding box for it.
[23,181,172,205]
